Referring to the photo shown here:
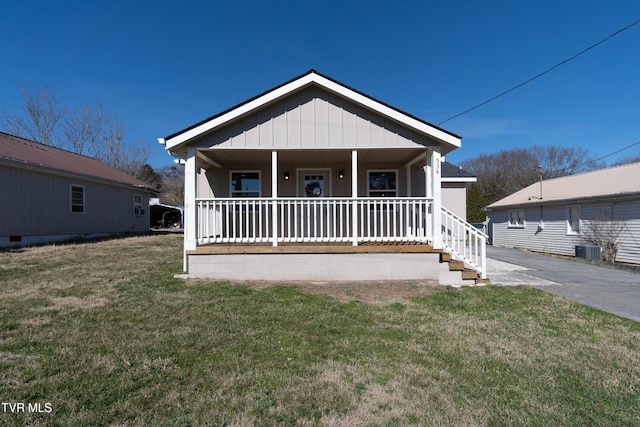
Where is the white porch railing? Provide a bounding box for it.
[196,197,433,245]
[441,206,488,279]
[195,198,487,280]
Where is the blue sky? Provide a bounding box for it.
[2,1,639,169]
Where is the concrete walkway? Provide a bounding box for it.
[487,246,640,322]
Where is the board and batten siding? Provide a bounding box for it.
[490,200,640,264]
[193,86,438,151]
[196,156,411,199]
[1,165,149,241]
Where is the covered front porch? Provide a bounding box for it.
[185,146,443,244]
[184,147,487,280]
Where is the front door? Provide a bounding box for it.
[298,169,331,197]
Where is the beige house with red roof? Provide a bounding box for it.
[486,162,640,264]
[0,132,156,247]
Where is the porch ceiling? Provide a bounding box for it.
[197,148,427,168]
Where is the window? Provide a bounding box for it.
[133,195,144,216]
[368,170,397,197]
[71,185,84,213]
[567,205,581,234]
[231,171,261,197]
[508,209,525,228]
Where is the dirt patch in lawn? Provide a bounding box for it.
[237,279,442,305]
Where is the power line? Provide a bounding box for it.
[438,18,640,126]
[544,139,640,177]
[579,139,640,167]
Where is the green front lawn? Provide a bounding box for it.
[0,234,638,425]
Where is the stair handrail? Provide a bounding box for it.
[441,206,488,279]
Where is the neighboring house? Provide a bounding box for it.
[0,132,156,248]
[486,162,640,264]
[159,70,487,283]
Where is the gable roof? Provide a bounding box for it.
[160,70,461,154]
[0,132,156,191]
[486,162,640,209]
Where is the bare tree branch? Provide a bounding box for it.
[62,101,106,156]
[2,86,66,146]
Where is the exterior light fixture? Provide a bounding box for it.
[283,172,290,180]
[338,170,344,179]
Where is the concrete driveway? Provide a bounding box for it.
[487,246,640,322]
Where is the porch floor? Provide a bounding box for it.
[188,241,440,255]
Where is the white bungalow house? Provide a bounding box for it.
[159,70,487,283]
[486,162,640,264]
[0,132,156,248]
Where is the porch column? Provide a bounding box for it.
[183,147,197,271]
[430,147,443,249]
[351,150,358,246]
[271,150,278,247]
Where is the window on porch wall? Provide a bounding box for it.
[368,170,397,197]
[230,171,261,197]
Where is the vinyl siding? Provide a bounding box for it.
[194,86,438,150]
[608,200,640,264]
[490,199,640,264]
[1,164,149,239]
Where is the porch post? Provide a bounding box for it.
[351,150,358,246]
[184,147,198,271]
[430,147,443,249]
[271,150,278,247]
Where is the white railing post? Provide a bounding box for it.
[480,234,487,279]
[271,151,278,247]
[430,149,443,249]
[351,150,358,246]
[184,148,198,271]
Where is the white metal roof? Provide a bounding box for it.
[487,162,640,209]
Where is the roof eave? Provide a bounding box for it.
[0,157,157,193]
[486,192,640,210]
[442,177,477,183]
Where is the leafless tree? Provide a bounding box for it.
[461,145,604,205]
[581,208,627,262]
[158,165,185,206]
[3,85,150,176]
[92,120,150,174]
[62,101,106,156]
[1,86,66,146]
[611,154,640,166]
[532,145,603,178]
